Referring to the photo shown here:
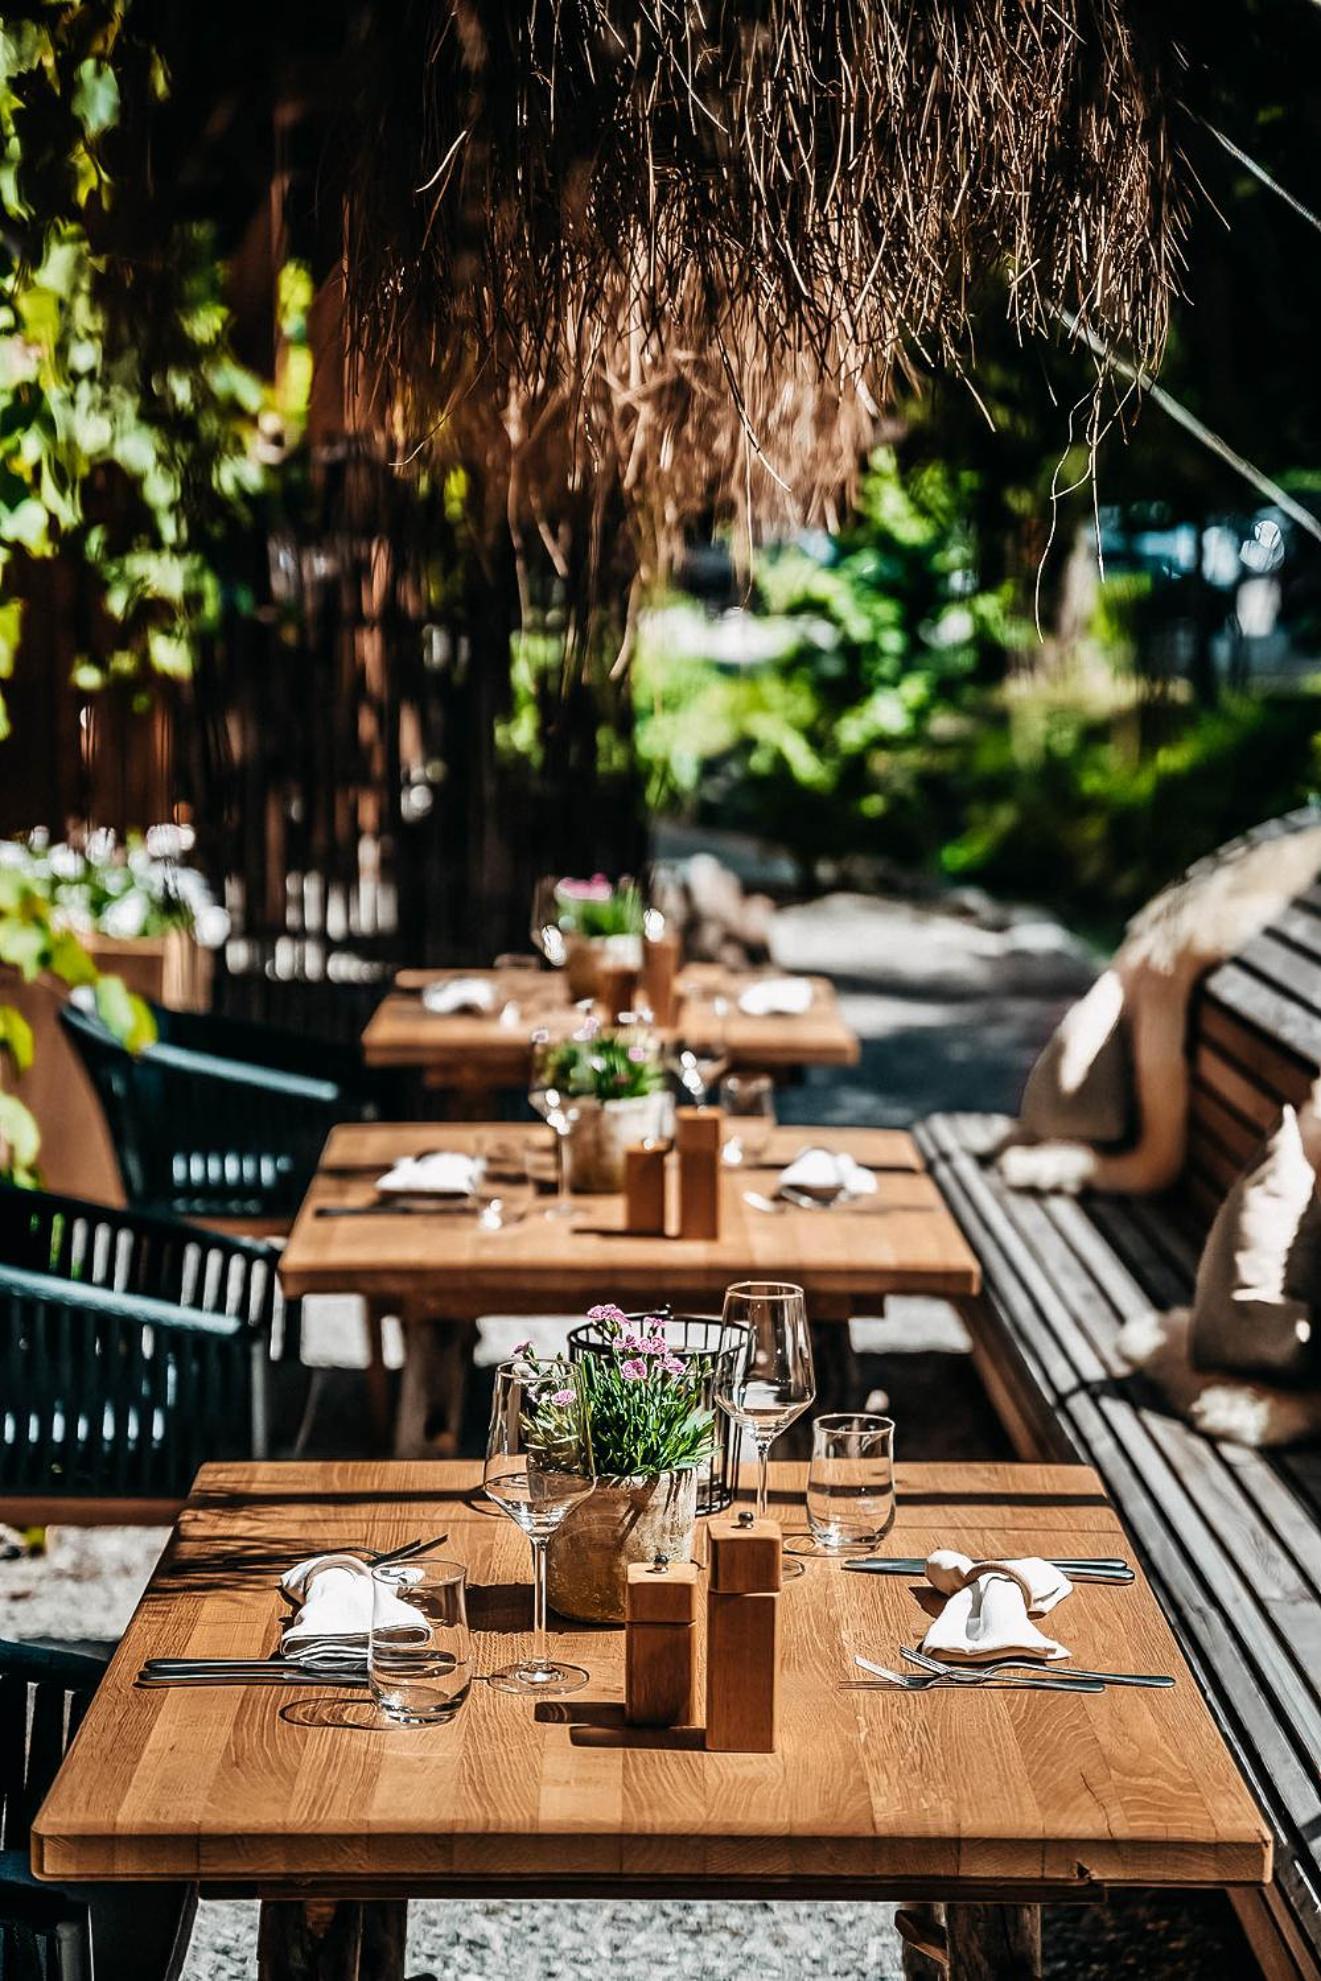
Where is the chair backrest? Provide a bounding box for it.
[0,1186,281,1336]
[0,1641,106,1863]
[1182,811,1321,1228]
[59,999,372,1220]
[0,1188,271,1510]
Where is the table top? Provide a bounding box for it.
[279,1125,980,1309]
[32,1460,1270,1899]
[362,964,860,1078]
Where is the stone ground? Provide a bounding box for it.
[1,883,1258,1977]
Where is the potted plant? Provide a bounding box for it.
[553,875,644,999]
[539,1029,667,1193]
[519,1307,716,1623]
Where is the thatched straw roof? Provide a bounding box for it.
[342,0,1188,627]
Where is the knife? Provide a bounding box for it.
[843,1557,1134,1583]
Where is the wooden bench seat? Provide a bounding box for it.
[917,849,1321,1980]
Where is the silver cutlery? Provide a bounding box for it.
[843,1557,1134,1583]
[902,1647,1173,1689]
[137,1668,369,1689]
[315,1200,476,1219]
[852,1655,1103,1694]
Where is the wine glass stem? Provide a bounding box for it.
[530,1535,550,1669]
[556,1132,570,1208]
[755,1438,774,1520]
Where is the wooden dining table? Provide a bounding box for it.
[31,1459,1271,1981]
[361,962,861,1094]
[279,1123,982,1452]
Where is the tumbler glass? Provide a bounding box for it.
[805,1413,895,1552]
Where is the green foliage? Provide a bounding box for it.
[634,451,1022,876]
[554,877,643,939]
[521,1310,715,1480]
[539,1030,662,1104]
[0,861,155,1182]
[0,3,265,715]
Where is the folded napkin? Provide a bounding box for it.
[920,1549,1073,1663]
[738,975,814,1017]
[279,1554,418,1671]
[422,976,496,1016]
[376,1151,479,1197]
[778,1146,878,1203]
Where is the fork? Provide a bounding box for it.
[902,1647,1174,1689]
[853,1655,1103,1694]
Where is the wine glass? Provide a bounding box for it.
[528,1032,579,1219]
[530,876,566,969]
[715,1282,815,1577]
[483,1361,596,1695]
[719,1072,776,1166]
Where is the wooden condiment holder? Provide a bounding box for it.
[625,1557,700,1727]
[642,931,681,1027]
[676,1106,722,1240]
[624,1140,668,1235]
[598,960,642,1024]
[704,1512,781,1752]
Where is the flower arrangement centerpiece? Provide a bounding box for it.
[1,827,230,951]
[520,1305,715,1622]
[553,875,643,997]
[537,1028,667,1193]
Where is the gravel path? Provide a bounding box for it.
[0,884,1258,1978]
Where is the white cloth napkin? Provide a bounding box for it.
[422,976,496,1016]
[920,1549,1073,1663]
[738,975,814,1017]
[778,1147,878,1202]
[376,1151,479,1197]
[279,1554,417,1671]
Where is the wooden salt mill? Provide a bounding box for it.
[676,1106,722,1240]
[624,1139,668,1235]
[704,1512,781,1752]
[642,930,681,1027]
[598,958,642,1023]
[625,1555,700,1727]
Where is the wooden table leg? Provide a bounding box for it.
[897,1901,948,1978]
[394,1316,476,1458]
[363,1300,394,1454]
[945,1902,1041,1979]
[257,1899,407,1980]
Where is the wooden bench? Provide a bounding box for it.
[917,822,1321,1981]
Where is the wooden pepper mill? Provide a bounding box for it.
[624,1139,668,1235]
[704,1511,781,1751]
[625,1555,700,1727]
[598,959,642,1023]
[642,931,681,1027]
[676,1106,722,1240]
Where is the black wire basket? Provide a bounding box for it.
[566,1306,753,1515]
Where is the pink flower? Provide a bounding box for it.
[513,1340,533,1357]
[552,1387,576,1406]
[642,1332,669,1356]
[588,1302,628,1324]
[662,1354,686,1377]
[620,1358,647,1381]
[558,875,613,902]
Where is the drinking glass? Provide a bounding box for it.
[715,1282,815,1575]
[530,877,566,969]
[805,1413,895,1552]
[484,1361,596,1694]
[369,1559,472,1725]
[528,1033,579,1220]
[473,1133,533,1230]
[719,1073,776,1166]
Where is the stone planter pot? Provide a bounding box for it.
[547,1468,699,1623]
[563,1092,667,1193]
[563,932,644,1001]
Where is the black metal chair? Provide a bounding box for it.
[0,1186,278,1520]
[59,1000,377,1225]
[0,1640,195,1980]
